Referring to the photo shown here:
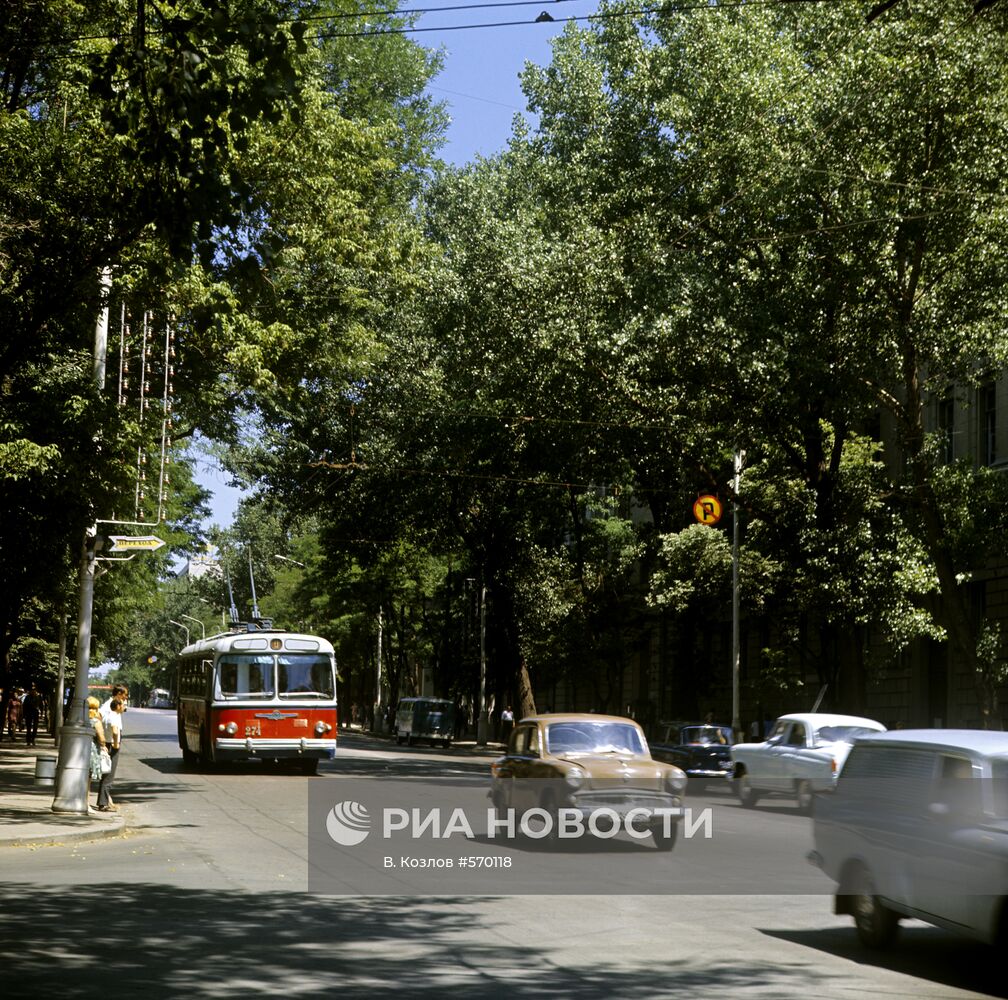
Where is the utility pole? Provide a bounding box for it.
[52,267,112,814]
[476,582,488,746]
[732,449,744,742]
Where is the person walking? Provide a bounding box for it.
[96,697,124,811]
[22,684,43,747]
[4,690,20,741]
[500,705,514,745]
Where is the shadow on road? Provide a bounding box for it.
[0,882,848,999]
[762,926,1007,998]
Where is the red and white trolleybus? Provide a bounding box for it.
[177,625,337,774]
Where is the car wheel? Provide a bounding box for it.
[300,758,319,776]
[396,734,405,745]
[442,738,452,749]
[651,819,678,852]
[796,780,814,814]
[406,733,414,746]
[735,771,759,808]
[847,865,899,948]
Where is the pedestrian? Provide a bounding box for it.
[4,690,20,741]
[500,705,514,744]
[87,696,109,798]
[22,683,43,747]
[97,697,125,811]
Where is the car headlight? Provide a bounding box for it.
[564,768,585,790]
[665,768,687,794]
[225,721,238,735]
[315,721,332,735]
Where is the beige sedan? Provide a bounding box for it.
[490,714,687,850]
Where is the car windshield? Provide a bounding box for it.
[813,725,878,746]
[277,655,335,698]
[546,722,645,755]
[682,726,731,745]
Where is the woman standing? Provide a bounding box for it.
[87,696,108,804]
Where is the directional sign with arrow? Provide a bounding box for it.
[107,535,166,553]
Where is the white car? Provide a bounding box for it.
[731,713,886,812]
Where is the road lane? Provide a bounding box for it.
[0,709,1002,999]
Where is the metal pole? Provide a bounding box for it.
[476,582,489,745]
[53,614,67,747]
[732,450,743,741]
[374,606,383,733]
[93,267,112,389]
[52,535,102,813]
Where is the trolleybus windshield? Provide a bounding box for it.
[278,654,334,698]
[216,654,275,700]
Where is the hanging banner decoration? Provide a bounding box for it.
[693,495,723,526]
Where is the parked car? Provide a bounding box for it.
[394,697,455,748]
[809,729,1008,948]
[650,721,734,788]
[490,714,687,850]
[731,713,886,812]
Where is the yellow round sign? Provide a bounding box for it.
[693,494,723,525]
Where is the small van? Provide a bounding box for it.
[809,730,1008,948]
[394,697,455,748]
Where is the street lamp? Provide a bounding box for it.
[197,596,226,629]
[179,613,205,640]
[273,553,306,568]
[169,620,189,645]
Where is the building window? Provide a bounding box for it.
[937,391,954,464]
[981,382,997,466]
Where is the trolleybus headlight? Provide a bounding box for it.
[314,721,332,735]
[225,721,238,735]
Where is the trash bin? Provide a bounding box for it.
[34,754,57,787]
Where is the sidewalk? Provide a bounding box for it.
[0,731,125,849]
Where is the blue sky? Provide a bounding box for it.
[198,4,598,526]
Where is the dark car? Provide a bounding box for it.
[650,721,734,788]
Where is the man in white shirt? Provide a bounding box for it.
[97,685,128,810]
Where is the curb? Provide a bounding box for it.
[2,814,126,849]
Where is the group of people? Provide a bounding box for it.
[87,684,128,812]
[3,684,46,746]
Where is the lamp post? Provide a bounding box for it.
[274,554,306,568]
[732,450,745,742]
[197,596,225,630]
[179,613,204,640]
[52,267,113,815]
[169,620,190,645]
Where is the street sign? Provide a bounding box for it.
[107,534,166,552]
[693,495,723,526]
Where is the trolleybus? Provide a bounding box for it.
[176,624,337,774]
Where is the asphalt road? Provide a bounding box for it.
[0,708,1003,999]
